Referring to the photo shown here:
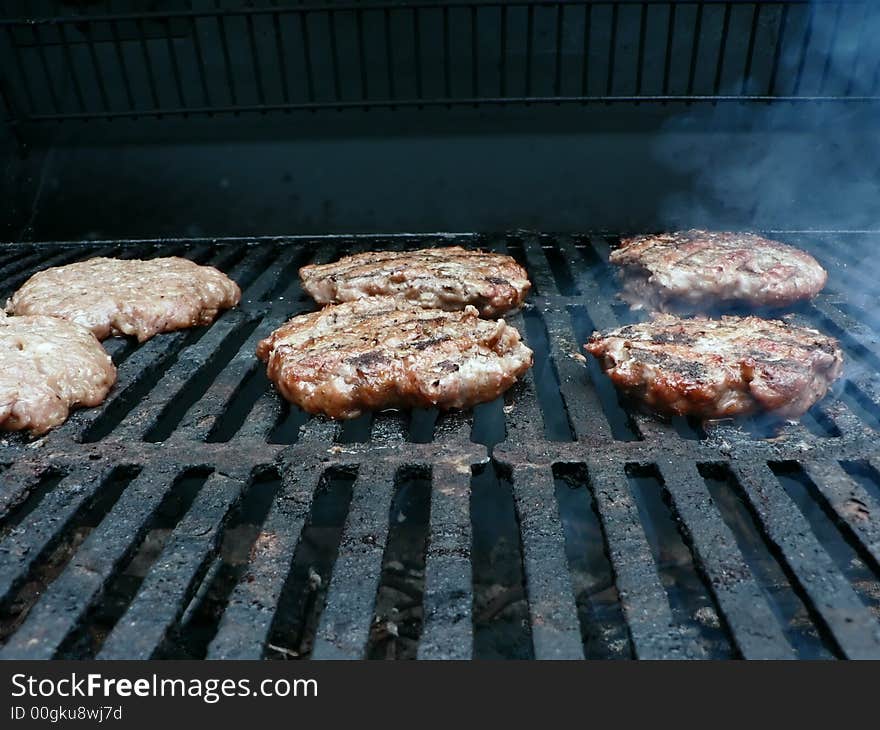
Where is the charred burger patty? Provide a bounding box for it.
[299,246,531,317]
[585,315,843,419]
[610,230,827,311]
[257,296,533,419]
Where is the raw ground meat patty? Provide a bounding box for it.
[0,312,116,435]
[299,246,531,317]
[585,315,843,419]
[257,296,534,419]
[610,230,827,311]
[7,256,241,341]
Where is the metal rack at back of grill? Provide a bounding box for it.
[2,0,880,139]
[0,232,879,660]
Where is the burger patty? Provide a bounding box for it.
[299,246,531,317]
[7,257,241,342]
[0,313,116,435]
[610,230,827,311]
[585,315,843,419]
[257,296,533,419]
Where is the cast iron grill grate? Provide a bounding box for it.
[0,231,879,660]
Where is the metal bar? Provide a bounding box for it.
[801,460,880,570]
[328,10,342,102]
[415,7,424,100]
[207,461,325,659]
[356,8,367,100]
[17,94,880,123]
[0,2,856,28]
[97,472,246,660]
[657,462,796,659]
[606,2,619,95]
[135,18,160,111]
[521,237,613,440]
[470,5,478,97]
[768,4,790,96]
[31,24,60,114]
[417,462,473,660]
[554,4,565,97]
[713,2,732,95]
[510,463,583,659]
[164,25,187,108]
[635,2,647,95]
[312,460,397,659]
[0,466,179,660]
[584,459,689,659]
[189,16,212,107]
[686,1,704,96]
[819,0,844,93]
[4,26,35,115]
[246,12,266,106]
[525,4,534,96]
[0,466,117,607]
[792,1,815,95]
[730,462,880,659]
[300,11,315,103]
[107,19,135,111]
[741,2,761,95]
[273,12,290,105]
[57,23,86,112]
[215,14,237,106]
[107,311,252,441]
[843,1,869,96]
[499,4,507,97]
[57,332,192,443]
[384,8,395,101]
[662,1,675,95]
[169,311,285,443]
[581,2,592,95]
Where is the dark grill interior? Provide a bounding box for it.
[0,232,879,660]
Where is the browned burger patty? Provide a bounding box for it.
[257,296,533,419]
[0,312,116,435]
[299,246,531,317]
[7,257,241,342]
[585,315,843,419]
[611,230,827,311]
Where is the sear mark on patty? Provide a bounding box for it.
[586,314,843,420]
[610,230,827,312]
[257,296,533,419]
[299,246,531,318]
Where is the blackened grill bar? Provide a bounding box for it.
[0,234,877,660]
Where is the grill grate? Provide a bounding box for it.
[0,232,879,660]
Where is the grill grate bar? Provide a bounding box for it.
[97,471,246,660]
[730,462,880,659]
[0,465,176,660]
[656,462,796,659]
[109,310,254,442]
[510,463,583,659]
[62,331,193,444]
[0,462,58,521]
[584,459,690,659]
[520,237,614,441]
[207,462,325,660]
[168,309,283,444]
[312,460,398,659]
[0,466,115,607]
[418,462,473,660]
[800,460,880,572]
